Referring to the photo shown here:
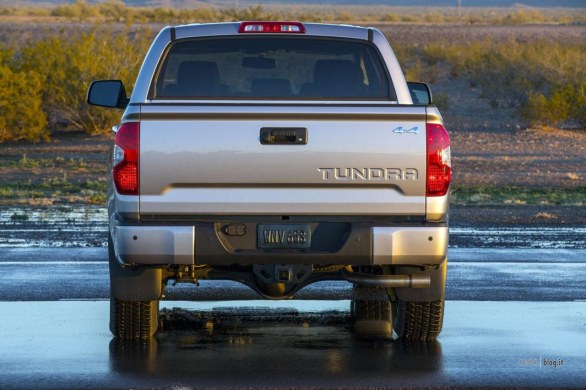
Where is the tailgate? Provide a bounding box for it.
[139,104,426,216]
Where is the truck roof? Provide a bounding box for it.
[171,22,371,41]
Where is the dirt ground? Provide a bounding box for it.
[439,78,586,189]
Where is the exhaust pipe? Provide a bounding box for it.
[341,270,430,288]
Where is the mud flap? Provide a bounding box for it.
[109,235,163,301]
[393,258,447,302]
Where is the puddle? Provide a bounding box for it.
[449,227,586,249]
[0,206,107,224]
[0,206,107,248]
[1,206,585,249]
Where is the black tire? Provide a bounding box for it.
[110,297,159,340]
[351,286,392,339]
[393,300,444,341]
[108,234,161,340]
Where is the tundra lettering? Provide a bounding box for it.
[318,168,419,181]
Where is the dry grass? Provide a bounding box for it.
[0,3,585,25]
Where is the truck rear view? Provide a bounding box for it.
[88,21,451,341]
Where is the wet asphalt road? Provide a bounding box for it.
[1,247,585,301]
[0,300,584,389]
[0,247,585,389]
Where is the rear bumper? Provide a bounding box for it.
[372,226,447,265]
[112,221,447,267]
[115,225,195,265]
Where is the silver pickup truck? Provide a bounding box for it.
[88,21,451,341]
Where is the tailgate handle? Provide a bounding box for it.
[260,127,307,145]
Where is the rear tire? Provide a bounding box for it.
[351,286,392,339]
[108,234,161,340]
[110,297,159,340]
[393,300,444,341]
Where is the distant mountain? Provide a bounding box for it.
[137,0,586,7]
[11,0,586,7]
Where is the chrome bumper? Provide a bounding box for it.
[113,224,447,266]
[115,225,194,265]
[372,226,448,265]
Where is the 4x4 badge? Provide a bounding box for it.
[393,126,419,134]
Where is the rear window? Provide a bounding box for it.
[153,37,393,100]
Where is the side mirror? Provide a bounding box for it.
[87,80,129,109]
[407,82,432,105]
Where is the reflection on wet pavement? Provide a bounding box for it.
[0,300,584,389]
[109,303,444,388]
[109,328,444,385]
[0,206,106,247]
[449,226,586,249]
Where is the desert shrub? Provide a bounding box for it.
[432,93,449,111]
[139,7,178,23]
[402,57,425,82]
[523,82,586,127]
[403,58,441,84]
[401,15,422,23]
[0,8,15,16]
[288,12,324,23]
[381,13,401,22]
[95,0,130,23]
[423,12,444,24]
[393,45,443,84]
[189,7,220,22]
[421,42,486,78]
[337,11,352,22]
[51,0,98,21]
[416,40,586,126]
[487,42,583,123]
[48,0,218,23]
[499,9,548,25]
[222,5,270,21]
[474,52,538,108]
[143,7,220,24]
[0,64,48,143]
[17,28,151,135]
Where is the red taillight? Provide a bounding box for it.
[238,21,306,34]
[113,122,139,195]
[426,123,451,197]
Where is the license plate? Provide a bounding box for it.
[257,224,311,249]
